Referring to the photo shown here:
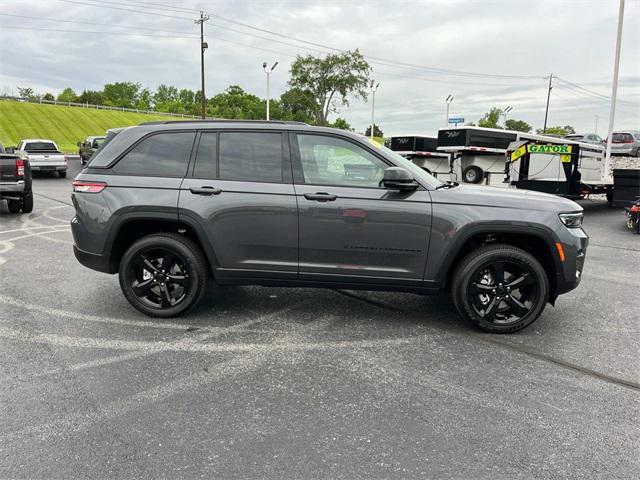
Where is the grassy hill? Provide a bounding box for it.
[0,100,184,152]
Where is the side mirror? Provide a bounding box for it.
[383,167,418,191]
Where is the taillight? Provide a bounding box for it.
[16,159,25,177]
[631,205,639,213]
[72,180,107,193]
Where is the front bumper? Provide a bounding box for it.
[555,227,589,295]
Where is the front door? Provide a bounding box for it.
[291,133,432,286]
[179,130,298,281]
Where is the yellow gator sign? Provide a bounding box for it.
[511,144,573,162]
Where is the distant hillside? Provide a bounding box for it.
[0,100,184,152]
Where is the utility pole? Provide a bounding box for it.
[605,0,625,165]
[194,11,210,119]
[369,79,379,139]
[263,61,278,120]
[543,73,553,134]
[445,94,453,127]
[594,114,599,134]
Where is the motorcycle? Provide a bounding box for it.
[624,198,640,234]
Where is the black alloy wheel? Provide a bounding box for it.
[452,244,549,333]
[467,260,538,324]
[119,233,208,317]
[129,247,192,310]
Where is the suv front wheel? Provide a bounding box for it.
[119,233,209,317]
[452,244,549,333]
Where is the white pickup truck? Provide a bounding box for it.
[15,139,67,178]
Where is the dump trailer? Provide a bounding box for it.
[505,132,610,199]
[437,127,517,185]
[387,135,452,178]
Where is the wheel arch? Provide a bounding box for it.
[437,223,562,303]
[105,212,218,276]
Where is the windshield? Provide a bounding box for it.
[92,138,106,148]
[377,143,445,188]
[24,142,58,152]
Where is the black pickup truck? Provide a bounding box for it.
[0,142,33,213]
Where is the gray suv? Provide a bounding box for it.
[71,120,588,333]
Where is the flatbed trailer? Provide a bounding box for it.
[437,127,517,185]
[505,132,610,199]
[387,135,452,178]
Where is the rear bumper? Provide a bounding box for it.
[73,245,112,273]
[0,181,25,193]
[31,165,67,171]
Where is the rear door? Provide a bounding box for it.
[179,130,298,281]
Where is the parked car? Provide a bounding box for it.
[606,130,640,157]
[71,120,588,333]
[15,139,67,177]
[0,141,33,213]
[564,133,604,145]
[78,136,106,165]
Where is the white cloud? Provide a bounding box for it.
[1,0,638,135]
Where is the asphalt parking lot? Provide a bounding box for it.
[1,160,638,479]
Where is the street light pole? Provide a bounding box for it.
[263,61,278,120]
[194,11,210,119]
[605,0,625,164]
[503,106,513,126]
[594,114,599,135]
[370,80,379,139]
[445,94,453,127]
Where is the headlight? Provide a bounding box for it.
[559,212,583,228]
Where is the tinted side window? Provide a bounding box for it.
[219,132,283,183]
[296,134,388,188]
[193,132,217,179]
[113,132,195,177]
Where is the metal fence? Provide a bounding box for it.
[0,95,201,118]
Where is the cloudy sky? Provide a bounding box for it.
[1,0,638,136]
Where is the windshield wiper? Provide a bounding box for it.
[435,180,459,190]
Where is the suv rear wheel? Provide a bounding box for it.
[119,233,209,318]
[452,244,549,333]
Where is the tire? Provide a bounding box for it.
[58,171,67,178]
[462,165,483,184]
[21,192,34,213]
[119,233,209,318]
[451,244,549,333]
[7,199,21,213]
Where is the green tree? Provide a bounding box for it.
[57,87,77,103]
[136,87,152,110]
[535,125,575,136]
[102,82,142,108]
[289,50,371,126]
[153,84,179,111]
[42,92,55,101]
[330,117,353,131]
[76,89,103,105]
[505,119,532,133]
[477,107,503,129]
[279,88,316,123]
[17,87,36,100]
[206,85,264,119]
[365,124,383,137]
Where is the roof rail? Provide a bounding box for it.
[139,119,309,126]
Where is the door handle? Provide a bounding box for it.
[304,192,337,202]
[189,186,222,196]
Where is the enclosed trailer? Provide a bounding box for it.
[387,135,452,178]
[437,127,517,185]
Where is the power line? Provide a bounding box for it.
[58,0,545,80]
[555,76,636,106]
[1,25,196,38]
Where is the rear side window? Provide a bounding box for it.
[113,132,195,177]
[219,132,283,183]
[193,132,217,179]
